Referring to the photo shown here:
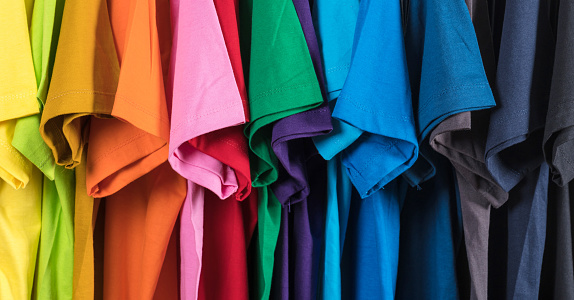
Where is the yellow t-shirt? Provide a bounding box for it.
[0,2,42,300]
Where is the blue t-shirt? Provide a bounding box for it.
[332,0,418,199]
[485,0,555,298]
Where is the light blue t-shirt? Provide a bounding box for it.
[311,0,361,161]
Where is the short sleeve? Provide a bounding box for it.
[168,0,246,199]
[332,0,418,198]
[485,0,555,191]
[86,0,170,197]
[402,0,496,187]
[311,0,362,160]
[245,0,324,187]
[0,1,40,188]
[39,0,119,168]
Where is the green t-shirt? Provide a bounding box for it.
[240,0,323,298]
[11,1,74,299]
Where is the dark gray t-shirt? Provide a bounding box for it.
[539,1,574,299]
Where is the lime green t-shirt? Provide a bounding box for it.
[240,0,323,298]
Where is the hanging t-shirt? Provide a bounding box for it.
[86,0,169,199]
[197,1,258,299]
[539,2,574,298]
[269,0,331,297]
[240,0,324,297]
[0,5,42,295]
[84,0,186,298]
[169,0,249,298]
[400,0,497,298]
[484,0,555,298]
[168,0,245,199]
[310,2,357,298]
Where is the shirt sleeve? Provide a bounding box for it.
[332,0,418,198]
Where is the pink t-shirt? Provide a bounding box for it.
[169,0,247,299]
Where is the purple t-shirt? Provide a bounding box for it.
[269,0,332,299]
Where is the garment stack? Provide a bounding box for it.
[0,0,571,299]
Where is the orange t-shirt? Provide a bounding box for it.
[86,0,185,299]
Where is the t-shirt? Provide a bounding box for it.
[12,0,64,181]
[90,1,186,298]
[240,0,324,297]
[0,5,42,290]
[539,2,574,298]
[268,0,331,298]
[168,0,251,298]
[332,0,417,199]
[197,1,257,299]
[484,0,555,298]
[310,2,357,298]
[86,0,170,199]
